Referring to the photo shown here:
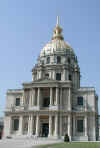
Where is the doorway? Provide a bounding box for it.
[42,123,49,137]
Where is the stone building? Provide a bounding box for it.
[4,17,99,141]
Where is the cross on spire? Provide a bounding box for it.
[56,16,60,26]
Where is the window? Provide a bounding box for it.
[54,56,56,63]
[77,96,83,105]
[13,119,19,131]
[45,73,49,79]
[57,56,61,64]
[68,58,71,64]
[77,120,83,132]
[56,73,61,80]
[46,57,50,64]
[69,74,72,81]
[43,97,50,107]
[16,98,20,106]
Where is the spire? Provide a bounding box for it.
[56,16,59,26]
[52,16,64,40]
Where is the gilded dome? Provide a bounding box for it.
[40,17,75,57]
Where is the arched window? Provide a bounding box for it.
[46,57,50,64]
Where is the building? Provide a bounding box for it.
[0,117,4,139]
[4,17,99,141]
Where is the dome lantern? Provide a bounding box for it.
[52,16,64,40]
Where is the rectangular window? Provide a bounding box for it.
[57,56,61,64]
[16,98,20,106]
[13,119,19,131]
[69,74,72,81]
[56,73,61,80]
[77,120,83,132]
[77,96,83,105]
[46,57,50,64]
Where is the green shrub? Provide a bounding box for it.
[64,134,69,142]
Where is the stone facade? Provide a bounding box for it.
[4,17,99,141]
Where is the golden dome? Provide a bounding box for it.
[40,17,75,57]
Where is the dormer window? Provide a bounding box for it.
[57,56,61,64]
[15,98,20,106]
[46,57,50,64]
[77,96,83,105]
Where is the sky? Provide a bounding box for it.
[0,0,100,116]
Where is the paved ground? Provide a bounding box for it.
[0,137,62,148]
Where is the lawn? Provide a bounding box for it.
[36,142,100,148]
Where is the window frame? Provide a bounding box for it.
[13,119,19,131]
[15,98,20,106]
[77,96,83,106]
[77,119,84,132]
[69,74,72,81]
[57,56,61,64]
[46,57,50,64]
[56,73,61,81]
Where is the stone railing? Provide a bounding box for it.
[72,105,85,111]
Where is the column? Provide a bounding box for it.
[9,116,12,135]
[63,69,66,80]
[68,115,71,140]
[19,116,23,135]
[48,115,52,137]
[68,88,71,111]
[60,88,62,109]
[85,115,88,136]
[21,96,24,106]
[56,87,59,105]
[30,115,33,135]
[32,88,35,106]
[29,90,32,107]
[54,114,58,137]
[37,88,40,106]
[85,95,87,111]
[60,115,62,137]
[73,116,76,136]
[50,88,53,106]
[28,115,31,135]
[36,115,40,136]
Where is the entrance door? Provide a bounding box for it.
[42,123,49,137]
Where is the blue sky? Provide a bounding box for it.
[0,0,100,116]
